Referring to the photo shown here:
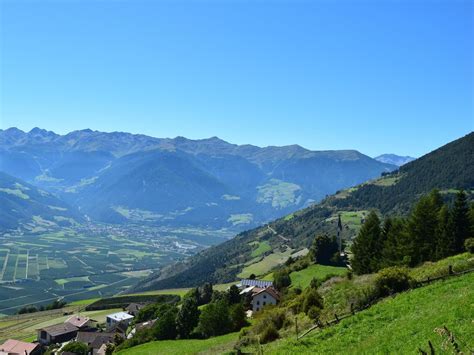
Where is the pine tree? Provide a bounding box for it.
[450,190,470,253]
[381,218,409,267]
[407,190,443,265]
[309,234,339,265]
[176,297,200,339]
[435,205,455,259]
[351,211,382,274]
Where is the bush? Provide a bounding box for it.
[61,341,88,355]
[375,266,413,297]
[464,238,474,253]
[307,306,322,320]
[196,299,232,338]
[259,323,279,344]
[302,288,323,314]
[273,268,291,290]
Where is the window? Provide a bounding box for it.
[263,302,266,306]
[263,295,266,299]
[256,301,260,305]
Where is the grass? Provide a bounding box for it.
[117,332,239,355]
[127,288,191,298]
[55,276,90,286]
[0,188,29,199]
[238,248,294,278]
[264,272,474,354]
[256,179,301,209]
[250,241,272,257]
[227,213,253,226]
[290,264,348,289]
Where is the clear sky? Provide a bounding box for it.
[1,0,473,157]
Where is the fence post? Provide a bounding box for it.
[295,314,298,340]
[448,265,453,275]
[334,313,339,323]
[350,303,355,315]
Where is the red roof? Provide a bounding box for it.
[65,315,90,328]
[252,287,280,301]
[0,339,39,354]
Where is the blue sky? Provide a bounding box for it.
[1,0,472,157]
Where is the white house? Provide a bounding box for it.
[251,287,280,312]
[106,311,134,330]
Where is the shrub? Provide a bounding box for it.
[464,238,474,253]
[229,303,248,331]
[273,268,291,290]
[196,299,232,338]
[302,288,324,314]
[307,306,322,320]
[61,341,88,355]
[259,323,279,344]
[375,266,413,297]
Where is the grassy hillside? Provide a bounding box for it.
[261,271,474,354]
[130,133,474,292]
[117,332,239,355]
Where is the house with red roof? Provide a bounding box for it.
[0,339,40,355]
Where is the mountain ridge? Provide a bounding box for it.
[0,127,395,230]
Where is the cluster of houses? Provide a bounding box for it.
[0,279,279,355]
[0,307,140,355]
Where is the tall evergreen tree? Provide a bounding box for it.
[450,190,470,253]
[435,205,455,259]
[309,234,339,265]
[176,297,200,339]
[381,218,409,267]
[351,211,382,274]
[407,190,443,265]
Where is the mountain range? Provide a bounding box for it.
[0,127,396,231]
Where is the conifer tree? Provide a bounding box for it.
[381,218,409,267]
[407,190,443,265]
[435,205,455,259]
[450,190,470,253]
[176,297,200,339]
[351,211,382,274]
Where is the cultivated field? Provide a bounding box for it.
[0,224,232,315]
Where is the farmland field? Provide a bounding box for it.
[0,223,233,314]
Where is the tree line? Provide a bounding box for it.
[116,283,247,351]
[352,190,474,274]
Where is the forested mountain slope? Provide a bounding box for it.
[0,172,83,230]
[130,132,474,292]
[0,127,395,230]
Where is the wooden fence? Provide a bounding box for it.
[297,265,474,340]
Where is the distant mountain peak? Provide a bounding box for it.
[375,154,415,167]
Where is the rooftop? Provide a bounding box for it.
[0,339,39,354]
[39,322,78,336]
[65,315,90,328]
[107,311,134,322]
[238,279,273,288]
